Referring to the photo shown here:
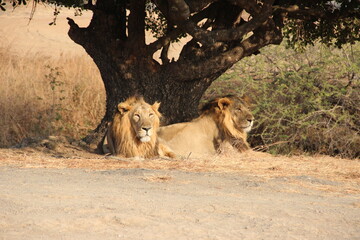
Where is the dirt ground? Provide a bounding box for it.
[0,141,360,240]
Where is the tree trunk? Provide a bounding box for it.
[97,55,218,125]
[81,55,219,145]
[73,44,220,145]
[66,0,283,146]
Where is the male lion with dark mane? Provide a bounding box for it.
[158,95,254,158]
[102,96,175,159]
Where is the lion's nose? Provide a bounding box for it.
[142,127,151,132]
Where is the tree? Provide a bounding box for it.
[2,0,360,144]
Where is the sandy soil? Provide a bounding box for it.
[0,165,359,240]
[0,143,360,240]
[1,5,360,240]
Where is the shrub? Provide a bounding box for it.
[204,43,360,158]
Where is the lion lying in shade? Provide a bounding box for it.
[158,95,254,158]
[102,96,175,159]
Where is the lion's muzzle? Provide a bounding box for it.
[138,127,153,142]
[243,119,253,133]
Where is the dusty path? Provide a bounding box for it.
[1,165,359,240]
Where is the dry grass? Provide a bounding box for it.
[0,47,105,147]
[0,146,359,194]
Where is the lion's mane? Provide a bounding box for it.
[201,95,253,151]
[158,95,254,157]
[103,96,174,158]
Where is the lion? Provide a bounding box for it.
[102,96,175,159]
[157,95,254,158]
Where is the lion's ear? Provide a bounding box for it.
[117,102,132,114]
[152,102,162,117]
[152,101,161,111]
[217,97,232,110]
[241,95,251,106]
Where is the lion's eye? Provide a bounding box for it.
[149,113,154,118]
[133,114,140,121]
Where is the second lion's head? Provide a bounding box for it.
[200,95,254,138]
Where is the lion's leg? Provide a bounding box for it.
[230,137,251,153]
[101,130,110,155]
[102,129,116,155]
[158,143,176,158]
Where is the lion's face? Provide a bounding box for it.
[202,95,254,134]
[129,104,160,142]
[230,100,254,133]
[117,98,161,143]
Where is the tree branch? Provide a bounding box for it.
[67,17,87,46]
[167,0,190,23]
[119,0,127,41]
[241,19,283,57]
[273,5,326,20]
[147,28,182,55]
[160,42,171,64]
[94,0,117,13]
[166,0,214,45]
[164,45,245,82]
[165,0,273,46]
[163,17,282,82]
[184,0,217,12]
[146,2,217,55]
[159,24,175,64]
[209,0,274,42]
[128,0,146,50]
[165,0,215,45]
[176,1,275,62]
[76,0,127,43]
[227,0,261,15]
[83,0,95,11]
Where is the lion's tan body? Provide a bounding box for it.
[158,95,254,158]
[102,96,174,158]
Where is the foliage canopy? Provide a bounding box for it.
[2,0,360,49]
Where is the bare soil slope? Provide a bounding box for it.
[1,167,360,240]
[0,144,360,240]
